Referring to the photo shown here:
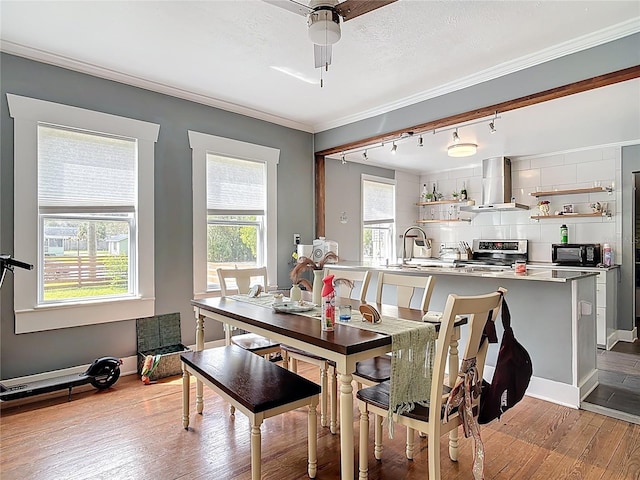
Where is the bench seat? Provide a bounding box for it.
[181,345,321,479]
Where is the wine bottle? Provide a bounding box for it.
[460,181,467,200]
[421,184,428,202]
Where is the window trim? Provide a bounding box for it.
[189,131,279,296]
[361,174,396,263]
[7,93,159,333]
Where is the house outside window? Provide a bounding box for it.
[8,94,159,333]
[189,131,279,296]
[362,175,396,265]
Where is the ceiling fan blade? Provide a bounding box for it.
[335,0,397,21]
[262,0,311,17]
[314,44,332,69]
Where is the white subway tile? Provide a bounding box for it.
[541,164,577,186]
[565,149,603,164]
[576,158,616,183]
[530,154,564,168]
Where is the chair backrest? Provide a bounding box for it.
[217,267,268,296]
[324,268,370,303]
[428,288,505,425]
[375,272,435,311]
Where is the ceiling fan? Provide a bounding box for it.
[265,0,397,77]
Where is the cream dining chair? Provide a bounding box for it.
[352,271,436,390]
[217,267,282,358]
[281,268,370,434]
[356,289,505,480]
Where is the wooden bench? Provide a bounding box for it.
[181,346,321,479]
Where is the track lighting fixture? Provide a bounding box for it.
[489,121,496,134]
[452,129,460,144]
[391,142,397,154]
[362,150,368,160]
[417,135,423,147]
[341,153,346,165]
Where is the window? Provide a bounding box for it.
[189,131,279,296]
[8,94,159,333]
[362,175,396,264]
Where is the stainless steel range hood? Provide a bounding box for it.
[459,157,529,212]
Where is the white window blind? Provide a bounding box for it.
[363,179,395,224]
[207,154,265,213]
[38,125,136,209]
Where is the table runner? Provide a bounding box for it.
[230,294,436,436]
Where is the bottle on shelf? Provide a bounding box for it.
[560,224,568,244]
[603,243,613,266]
[421,184,428,202]
[432,182,437,199]
[460,181,467,200]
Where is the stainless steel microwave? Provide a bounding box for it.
[552,243,601,266]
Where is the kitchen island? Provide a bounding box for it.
[329,262,600,408]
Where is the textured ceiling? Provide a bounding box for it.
[1,0,639,173]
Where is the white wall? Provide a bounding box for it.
[416,146,620,263]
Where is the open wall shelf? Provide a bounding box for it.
[416,219,471,224]
[531,212,611,220]
[416,199,467,206]
[530,186,612,197]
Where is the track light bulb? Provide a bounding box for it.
[417,136,423,147]
[341,154,346,165]
[452,130,460,144]
[489,121,496,134]
[362,150,368,160]
[391,142,397,154]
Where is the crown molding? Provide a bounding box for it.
[0,40,315,134]
[312,18,640,133]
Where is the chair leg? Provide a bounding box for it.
[358,404,369,479]
[330,367,338,434]
[308,400,318,479]
[320,366,328,427]
[374,414,383,460]
[449,425,459,461]
[281,350,290,370]
[428,424,441,480]
[406,427,414,460]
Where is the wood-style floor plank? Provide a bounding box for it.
[2,363,640,480]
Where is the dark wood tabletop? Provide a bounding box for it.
[191,297,465,357]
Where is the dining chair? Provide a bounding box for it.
[281,268,371,434]
[217,267,282,359]
[356,289,505,480]
[352,272,436,390]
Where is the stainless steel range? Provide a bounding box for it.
[456,239,528,268]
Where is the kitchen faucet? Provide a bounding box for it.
[401,226,429,264]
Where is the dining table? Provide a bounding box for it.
[191,295,465,480]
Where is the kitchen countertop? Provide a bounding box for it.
[329,261,601,282]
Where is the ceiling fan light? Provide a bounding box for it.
[308,9,341,45]
[448,143,478,158]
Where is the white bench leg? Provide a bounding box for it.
[182,368,190,429]
[406,427,414,460]
[308,400,318,479]
[250,421,262,480]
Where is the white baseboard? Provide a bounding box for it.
[483,365,581,409]
[616,327,638,343]
[2,339,227,386]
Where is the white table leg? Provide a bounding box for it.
[339,372,354,480]
[320,365,328,427]
[330,367,338,435]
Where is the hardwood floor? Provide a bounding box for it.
[584,340,640,422]
[2,363,640,480]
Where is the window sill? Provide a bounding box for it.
[15,296,155,333]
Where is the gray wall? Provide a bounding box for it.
[0,53,314,379]
[621,145,640,331]
[324,158,394,262]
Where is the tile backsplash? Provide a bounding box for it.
[416,147,620,263]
